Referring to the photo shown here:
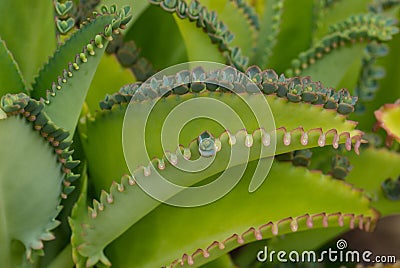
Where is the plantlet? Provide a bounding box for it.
[0,0,399,267]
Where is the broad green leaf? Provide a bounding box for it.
[351,9,400,129]
[0,38,26,95]
[0,1,56,86]
[31,14,119,99]
[32,8,132,134]
[124,5,188,70]
[263,0,315,72]
[158,0,248,69]
[73,84,362,266]
[374,101,400,144]
[47,245,73,268]
[0,116,64,267]
[288,13,398,88]
[199,0,253,57]
[313,0,371,40]
[104,162,377,267]
[70,164,89,268]
[200,253,236,268]
[81,92,361,195]
[174,16,225,63]
[252,0,284,68]
[345,147,400,216]
[85,54,135,114]
[299,43,365,89]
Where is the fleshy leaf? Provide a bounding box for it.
[31,6,132,134]
[82,68,362,194]
[252,0,284,68]
[230,0,260,31]
[266,0,315,73]
[151,0,249,70]
[123,5,188,70]
[345,147,400,215]
[0,94,78,266]
[286,14,398,88]
[0,1,56,86]
[85,53,135,114]
[313,0,371,40]
[72,67,363,266]
[374,100,400,146]
[0,38,27,95]
[102,162,377,268]
[351,7,400,129]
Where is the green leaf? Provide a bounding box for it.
[230,0,260,32]
[124,5,188,70]
[73,77,362,266]
[252,0,284,68]
[103,162,377,267]
[299,43,366,89]
[288,14,398,88]
[200,253,236,268]
[374,100,400,145]
[31,14,119,99]
[201,0,254,58]
[266,0,315,72]
[0,93,79,266]
[345,147,400,216]
[0,38,27,95]
[69,163,89,268]
[150,0,249,70]
[0,116,63,266]
[175,15,225,63]
[85,54,135,114]
[82,90,361,195]
[351,9,400,129]
[47,245,73,268]
[313,0,371,40]
[32,8,132,134]
[0,1,56,86]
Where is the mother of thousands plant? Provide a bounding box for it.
[0,0,399,267]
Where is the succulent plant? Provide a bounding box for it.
[0,0,399,267]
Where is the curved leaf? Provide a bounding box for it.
[200,0,254,58]
[287,14,398,88]
[229,0,260,31]
[374,100,400,146]
[72,70,363,266]
[345,147,400,215]
[251,0,284,68]
[82,86,361,195]
[0,94,78,266]
[351,8,400,129]
[85,54,135,114]
[0,0,56,86]
[0,38,26,95]
[150,0,249,70]
[123,5,188,70]
[103,162,377,267]
[313,0,371,40]
[258,0,315,72]
[31,7,132,134]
